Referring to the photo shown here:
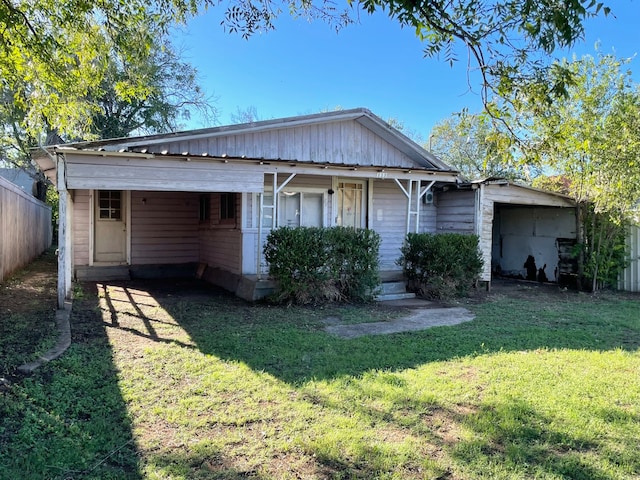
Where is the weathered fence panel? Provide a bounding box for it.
[0,176,52,282]
[619,225,640,293]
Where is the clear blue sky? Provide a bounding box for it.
[173,1,639,140]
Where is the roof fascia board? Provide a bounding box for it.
[56,150,459,183]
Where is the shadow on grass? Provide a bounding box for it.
[83,278,640,478]
[0,281,142,479]
[92,278,640,386]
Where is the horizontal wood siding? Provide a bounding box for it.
[158,120,419,168]
[130,191,199,264]
[199,229,242,274]
[65,154,264,192]
[371,179,407,270]
[436,190,476,234]
[199,192,242,274]
[0,177,52,282]
[72,190,91,266]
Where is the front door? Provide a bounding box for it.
[94,190,127,263]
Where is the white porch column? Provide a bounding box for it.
[56,155,72,308]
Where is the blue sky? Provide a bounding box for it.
[173,1,639,140]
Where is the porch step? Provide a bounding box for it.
[381,280,409,295]
[375,292,417,302]
[375,280,416,302]
[75,266,131,281]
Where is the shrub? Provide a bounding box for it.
[398,233,483,299]
[264,227,381,304]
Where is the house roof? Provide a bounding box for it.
[36,108,455,173]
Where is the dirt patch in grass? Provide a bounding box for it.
[0,249,58,376]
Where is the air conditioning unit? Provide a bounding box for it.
[422,191,434,205]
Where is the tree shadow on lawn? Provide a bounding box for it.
[0,283,142,479]
[87,278,640,479]
[90,277,640,386]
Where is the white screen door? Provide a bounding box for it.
[337,181,365,228]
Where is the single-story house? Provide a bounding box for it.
[34,108,464,307]
[435,178,578,286]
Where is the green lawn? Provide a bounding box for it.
[1,261,639,479]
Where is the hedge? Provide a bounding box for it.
[398,233,483,299]
[264,227,381,304]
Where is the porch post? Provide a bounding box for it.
[56,155,72,309]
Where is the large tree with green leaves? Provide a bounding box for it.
[522,53,640,290]
[2,0,612,142]
[428,112,531,181]
[1,3,215,175]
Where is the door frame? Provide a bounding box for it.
[89,189,131,266]
[333,178,368,228]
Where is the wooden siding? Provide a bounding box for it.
[72,190,91,266]
[65,154,264,192]
[130,191,199,264]
[436,190,476,234]
[0,176,52,282]
[199,192,242,274]
[152,120,421,168]
[620,225,640,292]
[199,229,242,274]
[371,179,409,270]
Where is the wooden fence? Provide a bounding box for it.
[0,176,52,282]
[619,225,640,293]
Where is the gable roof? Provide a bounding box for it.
[39,108,455,173]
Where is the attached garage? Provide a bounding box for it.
[437,179,578,286]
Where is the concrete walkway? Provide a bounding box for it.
[324,304,475,339]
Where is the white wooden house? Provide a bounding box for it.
[35,108,462,307]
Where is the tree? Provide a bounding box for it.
[223,0,611,112]
[522,53,640,290]
[2,0,612,148]
[89,39,217,139]
[428,112,531,181]
[230,106,262,124]
[1,13,214,176]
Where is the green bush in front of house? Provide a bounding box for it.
[264,227,381,304]
[398,233,483,299]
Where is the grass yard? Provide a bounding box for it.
[1,256,640,479]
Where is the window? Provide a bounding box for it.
[261,190,325,228]
[220,193,236,220]
[98,190,122,220]
[199,194,210,222]
[337,181,365,228]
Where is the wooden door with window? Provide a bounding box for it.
[94,190,127,263]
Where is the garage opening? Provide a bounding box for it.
[491,204,578,285]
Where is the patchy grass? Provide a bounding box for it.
[0,249,58,377]
[1,269,639,479]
